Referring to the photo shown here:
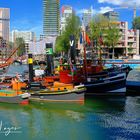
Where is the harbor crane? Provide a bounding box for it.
[113,3,140,19]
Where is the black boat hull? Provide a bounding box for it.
[84,73,126,95]
[126,81,140,96]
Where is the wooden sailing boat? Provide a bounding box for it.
[0,46,19,68]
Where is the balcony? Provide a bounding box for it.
[115,45,125,48]
[127,38,135,42]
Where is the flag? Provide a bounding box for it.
[80,33,83,44]
[85,33,91,45]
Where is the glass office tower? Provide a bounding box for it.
[43,0,60,36]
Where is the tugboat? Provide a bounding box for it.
[29,82,85,103]
[0,77,30,104]
[27,54,86,103]
[59,65,126,96]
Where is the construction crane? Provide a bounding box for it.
[113,3,140,19]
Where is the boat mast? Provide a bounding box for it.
[82,26,87,80]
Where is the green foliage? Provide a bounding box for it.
[104,23,121,47]
[88,14,109,46]
[15,38,26,56]
[55,13,80,54]
[89,14,121,58]
[132,16,140,30]
[55,35,68,53]
[8,41,14,50]
[64,13,80,43]
[104,23,121,58]
[132,17,140,54]
[128,48,133,53]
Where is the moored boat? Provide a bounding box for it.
[58,64,127,95]
[0,89,30,104]
[0,76,30,104]
[84,72,126,95]
[28,82,86,103]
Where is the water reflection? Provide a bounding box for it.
[84,96,140,140]
[85,96,126,113]
[0,97,140,140]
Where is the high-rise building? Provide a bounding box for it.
[0,8,10,42]
[60,5,73,32]
[103,11,119,21]
[83,7,92,27]
[11,30,36,43]
[43,0,60,36]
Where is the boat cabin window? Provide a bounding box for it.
[60,64,83,71]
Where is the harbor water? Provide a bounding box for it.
[0,64,140,140]
[0,97,140,140]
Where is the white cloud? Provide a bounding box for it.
[98,0,140,7]
[99,7,114,13]
[76,6,114,15]
[76,6,97,15]
[98,0,122,5]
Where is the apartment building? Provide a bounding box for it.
[101,21,139,59]
[27,36,56,59]
[11,30,36,43]
[0,8,10,42]
[60,5,73,33]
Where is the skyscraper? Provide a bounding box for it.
[43,0,60,36]
[0,8,10,42]
[83,7,92,27]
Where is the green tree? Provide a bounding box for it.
[132,16,140,30]
[89,15,109,47]
[132,16,140,54]
[88,15,110,59]
[55,36,67,53]
[8,41,14,50]
[15,38,26,56]
[104,23,121,59]
[55,13,80,56]
[89,15,121,59]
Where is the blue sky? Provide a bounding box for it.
[0,0,140,37]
